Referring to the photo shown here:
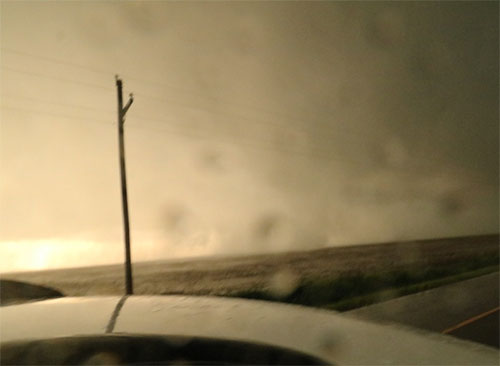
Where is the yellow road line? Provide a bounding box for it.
[442,306,500,334]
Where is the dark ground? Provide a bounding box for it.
[1,234,498,300]
[0,279,63,306]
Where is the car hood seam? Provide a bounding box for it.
[105,295,128,333]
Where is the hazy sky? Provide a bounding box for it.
[1,1,498,272]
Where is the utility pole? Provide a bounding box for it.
[116,75,134,295]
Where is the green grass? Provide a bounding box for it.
[327,265,499,311]
[226,253,499,312]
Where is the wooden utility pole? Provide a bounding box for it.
[116,75,134,295]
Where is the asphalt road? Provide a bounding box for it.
[445,309,499,348]
[347,272,499,348]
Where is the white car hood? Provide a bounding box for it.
[1,296,498,365]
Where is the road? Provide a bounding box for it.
[347,272,499,348]
[444,307,499,348]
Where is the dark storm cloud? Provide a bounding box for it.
[1,1,498,271]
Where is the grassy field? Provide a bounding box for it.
[230,254,499,311]
[2,234,498,309]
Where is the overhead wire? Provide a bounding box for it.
[1,46,344,129]
[1,91,370,168]
[2,47,304,120]
[2,103,365,166]
[2,103,489,188]
[2,66,114,92]
[1,45,473,153]
[1,93,341,165]
[2,62,373,151]
[2,93,305,145]
[2,94,115,115]
[131,89,377,150]
[2,100,390,171]
[2,65,381,154]
[2,68,370,151]
[2,105,115,127]
[1,48,114,77]
[1,47,378,141]
[1,50,488,186]
[2,93,311,151]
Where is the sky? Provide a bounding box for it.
[0,1,498,273]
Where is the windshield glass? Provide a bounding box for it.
[1,0,498,356]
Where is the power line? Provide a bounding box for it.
[2,105,115,127]
[1,48,113,77]
[127,120,459,182]
[2,104,489,186]
[2,46,470,156]
[133,90,373,145]
[0,103,369,166]
[3,94,115,115]
[1,49,394,154]
[1,92,317,143]
[2,66,114,91]
[1,62,486,185]
[2,89,475,180]
[2,63,361,146]
[2,93,325,151]
[2,97,310,160]
[2,47,289,118]
[1,47,376,141]
[3,89,378,154]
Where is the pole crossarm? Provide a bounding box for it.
[122,94,134,119]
